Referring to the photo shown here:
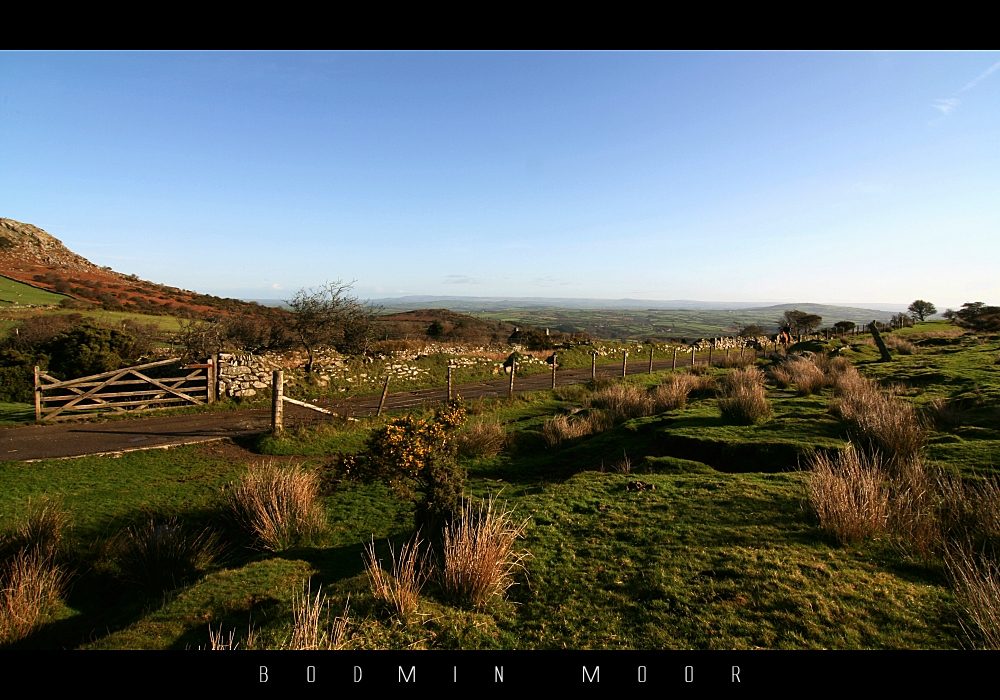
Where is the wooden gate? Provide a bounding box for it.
[34,358,215,423]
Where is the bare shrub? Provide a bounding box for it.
[0,549,66,644]
[289,579,351,650]
[226,462,326,551]
[718,367,772,424]
[364,535,430,621]
[945,543,1000,649]
[440,496,530,609]
[806,447,891,544]
[651,374,700,412]
[589,383,654,421]
[455,419,507,458]
[115,518,222,592]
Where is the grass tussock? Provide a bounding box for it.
[364,535,430,621]
[717,366,771,424]
[115,518,222,593]
[650,373,701,411]
[924,397,964,431]
[441,496,530,609]
[226,461,326,551]
[588,383,654,421]
[884,334,917,355]
[289,579,350,650]
[946,544,1000,649]
[0,548,66,645]
[455,419,507,458]
[770,355,828,395]
[541,410,612,447]
[830,366,926,466]
[9,498,69,561]
[806,447,891,544]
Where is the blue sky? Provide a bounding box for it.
[2,51,998,309]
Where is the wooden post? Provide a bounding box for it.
[672,347,677,370]
[708,345,714,367]
[551,354,557,389]
[740,346,745,360]
[726,347,731,362]
[508,360,516,399]
[648,345,654,374]
[869,321,892,362]
[622,350,628,378]
[33,365,41,423]
[592,352,597,380]
[206,357,216,404]
[271,369,284,435]
[447,365,453,402]
[377,375,390,416]
[690,346,696,367]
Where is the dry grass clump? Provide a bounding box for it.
[806,447,891,544]
[0,548,66,645]
[716,353,755,368]
[364,534,430,621]
[884,334,917,355]
[830,367,926,467]
[717,367,771,424]
[651,373,701,412]
[115,518,222,592]
[541,410,611,447]
[10,498,69,561]
[924,396,964,431]
[289,579,351,650]
[589,383,654,421]
[770,355,828,395]
[455,419,507,458]
[440,496,530,609]
[226,461,326,551]
[945,543,1000,649]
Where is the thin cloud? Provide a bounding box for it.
[932,98,960,115]
[443,274,478,285]
[959,60,1000,93]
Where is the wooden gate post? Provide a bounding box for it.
[622,350,628,378]
[508,360,516,399]
[33,366,41,423]
[377,375,390,416]
[551,354,557,389]
[207,357,216,404]
[271,370,284,435]
[447,365,453,402]
[591,352,597,381]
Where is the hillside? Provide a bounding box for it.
[0,218,279,320]
[373,308,520,345]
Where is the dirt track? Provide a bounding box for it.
[0,357,706,462]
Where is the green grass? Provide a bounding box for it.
[3,325,999,649]
[0,402,34,426]
[0,276,67,306]
[0,306,187,340]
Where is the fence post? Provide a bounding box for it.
[508,360,516,399]
[708,345,714,367]
[672,346,677,370]
[551,354,557,389]
[648,345,654,374]
[377,375,390,416]
[691,346,696,367]
[447,364,453,402]
[34,365,41,423]
[740,346,745,361]
[206,357,216,404]
[622,350,628,378]
[591,352,597,381]
[271,370,284,436]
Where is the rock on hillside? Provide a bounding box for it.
[0,218,99,273]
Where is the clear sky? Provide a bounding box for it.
[2,51,998,310]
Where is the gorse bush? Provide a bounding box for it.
[717,367,771,424]
[440,496,530,609]
[806,447,890,544]
[226,461,326,551]
[363,535,430,621]
[359,403,467,534]
[115,518,222,592]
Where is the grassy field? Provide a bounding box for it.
[2,321,998,650]
[0,276,68,307]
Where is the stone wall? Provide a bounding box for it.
[215,348,350,398]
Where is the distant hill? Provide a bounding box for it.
[0,218,284,321]
[373,308,520,345]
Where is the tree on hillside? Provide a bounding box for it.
[288,281,379,372]
[737,324,764,337]
[908,299,937,322]
[781,310,822,335]
[951,302,1000,332]
[833,321,856,335]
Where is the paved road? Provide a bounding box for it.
[0,353,733,462]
